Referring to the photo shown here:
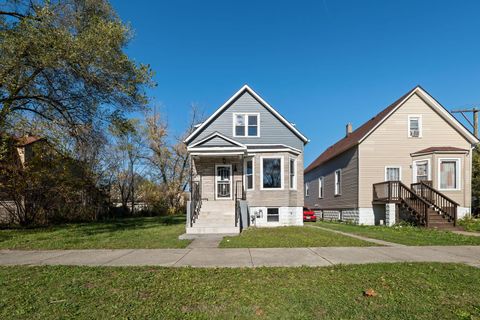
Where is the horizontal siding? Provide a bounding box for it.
[200,136,238,147]
[247,152,304,207]
[189,92,304,150]
[359,93,472,208]
[304,146,358,209]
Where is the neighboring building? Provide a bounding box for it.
[184,85,308,234]
[304,86,479,228]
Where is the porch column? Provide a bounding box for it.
[385,203,396,226]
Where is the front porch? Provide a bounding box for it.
[186,153,248,234]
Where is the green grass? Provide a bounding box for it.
[0,216,190,249]
[220,226,373,248]
[316,221,480,246]
[458,218,480,232]
[1,263,479,319]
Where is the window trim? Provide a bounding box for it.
[232,113,260,138]
[408,115,422,138]
[384,166,402,181]
[289,157,297,190]
[260,155,284,190]
[334,169,342,196]
[244,157,254,191]
[412,159,431,183]
[318,176,324,198]
[438,158,461,191]
[267,207,280,222]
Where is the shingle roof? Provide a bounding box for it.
[305,86,419,174]
[411,146,468,155]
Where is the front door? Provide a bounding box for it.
[215,165,232,199]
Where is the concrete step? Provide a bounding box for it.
[186,226,240,234]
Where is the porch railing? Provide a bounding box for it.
[190,181,201,227]
[234,180,245,227]
[411,181,458,226]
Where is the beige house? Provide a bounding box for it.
[304,86,478,228]
[184,85,308,234]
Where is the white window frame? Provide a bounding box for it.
[233,113,260,138]
[305,182,309,197]
[318,176,324,198]
[267,207,280,222]
[384,166,402,181]
[408,115,422,138]
[289,157,297,190]
[438,158,461,191]
[412,159,431,183]
[260,155,284,190]
[244,158,254,191]
[334,169,342,196]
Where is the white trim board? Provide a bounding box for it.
[184,85,309,144]
[260,155,285,191]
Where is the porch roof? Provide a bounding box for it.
[411,146,469,156]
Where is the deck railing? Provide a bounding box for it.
[373,181,430,226]
[411,181,458,226]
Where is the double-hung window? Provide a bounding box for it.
[439,159,460,190]
[385,166,401,181]
[234,113,259,137]
[408,115,422,138]
[289,158,296,189]
[246,159,254,190]
[318,177,324,198]
[334,169,342,195]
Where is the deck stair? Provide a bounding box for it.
[373,181,461,230]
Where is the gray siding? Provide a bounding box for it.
[198,136,238,147]
[304,146,358,209]
[189,92,304,150]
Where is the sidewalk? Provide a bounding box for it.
[1,246,479,268]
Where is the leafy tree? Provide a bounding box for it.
[0,0,153,137]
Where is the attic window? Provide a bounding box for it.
[234,113,259,137]
[408,115,422,138]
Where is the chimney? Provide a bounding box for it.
[346,123,353,136]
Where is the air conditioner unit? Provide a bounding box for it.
[410,130,419,137]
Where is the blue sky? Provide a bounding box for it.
[111,0,480,165]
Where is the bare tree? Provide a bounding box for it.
[146,105,203,214]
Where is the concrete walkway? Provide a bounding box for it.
[1,246,479,268]
[306,225,405,247]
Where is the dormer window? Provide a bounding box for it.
[234,113,259,137]
[408,115,422,138]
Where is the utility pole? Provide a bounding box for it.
[451,108,479,138]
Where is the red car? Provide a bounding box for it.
[303,207,317,222]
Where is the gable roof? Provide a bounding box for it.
[188,132,246,149]
[184,85,309,144]
[305,86,479,174]
[14,135,44,147]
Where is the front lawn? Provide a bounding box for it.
[1,263,479,319]
[316,221,480,246]
[220,226,373,248]
[458,218,480,232]
[0,216,190,249]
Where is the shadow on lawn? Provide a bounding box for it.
[0,215,186,237]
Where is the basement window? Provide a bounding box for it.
[267,208,279,222]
